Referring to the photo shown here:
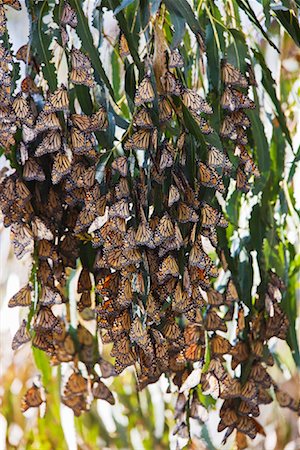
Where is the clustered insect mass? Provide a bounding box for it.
[0,1,298,447]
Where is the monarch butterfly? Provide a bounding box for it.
[15,178,31,204]
[32,330,54,352]
[0,83,10,105]
[77,268,92,293]
[92,380,115,405]
[115,278,133,309]
[21,385,44,413]
[111,155,128,177]
[206,309,227,332]
[158,254,180,280]
[115,177,130,200]
[274,386,299,411]
[236,167,250,193]
[12,319,31,350]
[169,49,184,68]
[130,317,149,345]
[125,129,153,151]
[221,87,240,112]
[208,358,227,382]
[236,416,259,440]
[31,216,53,241]
[91,107,108,131]
[133,107,153,129]
[160,71,181,96]
[184,324,205,345]
[211,334,232,355]
[70,113,91,131]
[178,202,199,223]
[231,110,251,127]
[119,32,130,58]
[64,372,87,396]
[238,400,260,417]
[35,130,61,157]
[8,284,32,307]
[189,111,213,134]
[154,213,174,244]
[61,2,77,28]
[234,126,248,145]
[188,242,207,269]
[206,288,224,306]
[70,68,95,88]
[247,62,257,87]
[159,146,174,171]
[105,248,127,270]
[198,162,225,193]
[220,115,237,139]
[20,75,39,94]
[71,47,91,69]
[0,9,6,35]
[201,372,220,399]
[12,93,30,119]
[98,358,117,378]
[37,260,54,288]
[225,279,239,304]
[3,0,21,9]
[234,89,256,110]
[158,96,173,123]
[135,221,154,248]
[23,157,46,182]
[218,408,238,432]
[162,319,181,341]
[52,151,72,185]
[220,375,241,399]
[172,283,193,314]
[61,393,87,416]
[240,379,258,403]
[109,198,130,219]
[44,85,69,112]
[11,222,34,260]
[35,111,61,132]
[146,292,161,324]
[77,291,92,311]
[40,285,62,306]
[201,202,228,228]
[168,184,180,207]
[70,127,95,153]
[182,88,213,114]
[34,306,61,333]
[134,76,155,106]
[38,239,59,262]
[256,386,272,405]
[237,145,260,177]
[249,363,271,388]
[221,60,248,88]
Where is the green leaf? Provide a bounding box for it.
[235,0,279,51]
[109,0,143,73]
[164,0,204,39]
[253,49,293,147]
[169,9,186,49]
[29,0,57,91]
[69,0,116,101]
[32,347,52,386]
[114,0,135,15]
[205,23,220,91]
[247,110,270,183]
[272,5,300,47]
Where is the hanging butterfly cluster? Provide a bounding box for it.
[0,1,298,446]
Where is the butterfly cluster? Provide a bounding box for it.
[0,2,298,447]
